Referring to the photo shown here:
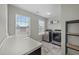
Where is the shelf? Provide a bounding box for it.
[66,20,79,54]
[67,43,79,51]
[66,33,79,36]
[66,20,79,23]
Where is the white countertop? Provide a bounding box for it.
[0,36,42,55]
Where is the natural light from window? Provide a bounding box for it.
[16,15,29,27]
[39,19,45,34]
[16,15,30,37]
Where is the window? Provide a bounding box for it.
[39,19,45,34]
[16,15,30,37]
[16,15,29,27]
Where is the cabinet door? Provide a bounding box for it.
[66,22,79,55]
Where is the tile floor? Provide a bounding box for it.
[41,41,62,55]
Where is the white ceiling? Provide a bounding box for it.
[12,4,61,18]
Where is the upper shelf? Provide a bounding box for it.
[66,33,79,36]
[66,20,79,24]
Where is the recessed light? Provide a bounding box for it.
[46,12,51,15]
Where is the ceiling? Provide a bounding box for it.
[12,4,61,18]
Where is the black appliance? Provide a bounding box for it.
[53,32,61,42]
[45,29,52,42]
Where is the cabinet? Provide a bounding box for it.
[28,48,41,55]
[66,20,79,55]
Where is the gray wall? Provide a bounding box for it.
[0,5,7,44]
[61,4,79,54]
[8,5,47,42]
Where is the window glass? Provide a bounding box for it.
[16,15,30,37]
[39,19,45,33]
[16,15,29,27]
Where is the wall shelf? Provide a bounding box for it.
[66,33,79,36]
[67,43,79,51]
[66,20,79,55]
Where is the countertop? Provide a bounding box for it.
[0,36,42,55]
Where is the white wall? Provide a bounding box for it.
[0,5,7,44]
[8,5,47,42]
[47,16,61,30]
[61,4,79,54]
[47,5,61,30]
